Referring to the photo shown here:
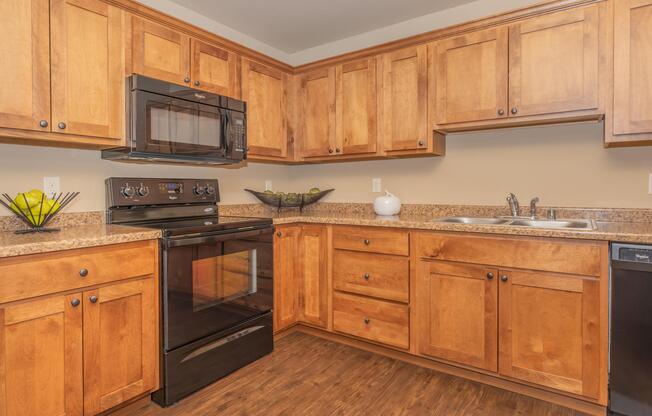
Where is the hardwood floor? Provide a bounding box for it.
[127,332,584,416]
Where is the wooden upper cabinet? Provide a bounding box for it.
[242,59,289,159]
[0,293,83,416]
[298,68,336,158]
[50,0,125,140]
[298,225,329,328]
[498,269,601,400]
[83,277,157,415]
[380,45,429,152]
[435,27,508,125]
[191,39,239,98]
[0,0,50,132]
[274,226,300,331]
[417,261,498,372]
[613,0,652,138]
[509,5,600,118]
[336,58,378,155]
[132,17,191,86]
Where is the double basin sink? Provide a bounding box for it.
[434,216,596,231]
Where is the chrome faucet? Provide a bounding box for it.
[506,193,520,217]
[529,197,540,219]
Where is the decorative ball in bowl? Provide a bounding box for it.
[245,188,334,212]
[0,189,80,234]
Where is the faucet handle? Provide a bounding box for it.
[547,208,557,220]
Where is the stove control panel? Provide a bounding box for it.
[106,178,220,208]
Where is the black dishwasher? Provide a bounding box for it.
[610,243,652,416]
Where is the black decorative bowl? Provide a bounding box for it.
[1,192,80,234]
[245,189,334,212]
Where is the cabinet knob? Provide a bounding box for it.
[335,148,341,153]
[276,231,282,237]
[486,272,494,280]
[194,80,200,87]
[71,298,80,307]
[57,122,66,130]
[363,273,370,281]
[328,148,333,154]
[363,239,370,245]
[184,77,190,83]
[500,275,509,282]
[89,295,99,303]
[511,107,518,115]
[364,318,370,325]
[39,120,48,128]
[418,140,425,147]
[497,109,505,116]
[79,268,88,277]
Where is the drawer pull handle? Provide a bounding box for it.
[71,298,80,307]
[363,239,370,245]
[486,272,494,280]
[79,268,88,277]
[500,275,509,282]
[89,295,99,303]
[363,273,370,280]
[364,318,370,325]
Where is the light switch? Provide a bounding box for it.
[372,178,382,193]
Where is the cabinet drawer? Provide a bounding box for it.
[332,226,409,256]
[416,232,603,277]
[333,292,409,349]
[333,250,409,302]
[0,240,157,304]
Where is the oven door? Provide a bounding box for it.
[133,90,227,160]
[162,226,274,350]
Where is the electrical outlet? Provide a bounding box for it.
[44,177,60,196]
[372,178,382,193]
[265,180,273,191]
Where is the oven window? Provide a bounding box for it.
[191,248,257,312]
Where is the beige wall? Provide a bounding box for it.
[1,121,652,215]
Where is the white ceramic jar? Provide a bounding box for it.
[374,190,401,216]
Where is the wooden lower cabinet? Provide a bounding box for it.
[297,225,329,328]
[417,261,498,372]
[498,269,601,400]
[83,277,158,415]
[0,293,83,416]
[273,226,300,331]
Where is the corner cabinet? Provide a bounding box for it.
[0,241,159,416]
[242,59,290,160]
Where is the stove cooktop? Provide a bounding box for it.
[131,215,273,237]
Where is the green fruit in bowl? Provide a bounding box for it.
[308,187,321,194]
[15,189,44,210]
[27,214,46,226]
[41,199,61,214]
[263,190,274,195]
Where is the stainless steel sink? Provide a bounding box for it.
[436,217,510,225]
[433,216,596,230]
[507,219,596,230]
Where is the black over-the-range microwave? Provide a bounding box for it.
[102,75,247,165]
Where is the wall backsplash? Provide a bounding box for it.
[1,121,652,216]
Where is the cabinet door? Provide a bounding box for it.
[0,293,83,416]
[132,17,191,86]
[0,0,50,132]
[191,39,239,98]
[336,58,377,155]
[380,45,428,152]
[83,277,157,415]
[498,269,601,399]
[614,0,652,135]
[242,59,289,159]
[417,261,498,371]
[509,5,599,118]
[298,225,329,328]
[436,27,508,124]
[273,226,300,331]
[299,68,336,158]
[50,0,124,139]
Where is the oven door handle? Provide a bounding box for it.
[165,226,273,248]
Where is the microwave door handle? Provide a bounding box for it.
[222,110,230,154]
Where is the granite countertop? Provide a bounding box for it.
[237,211,652,244]
[0,224,162,258]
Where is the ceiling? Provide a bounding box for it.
[167,0,477,53]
